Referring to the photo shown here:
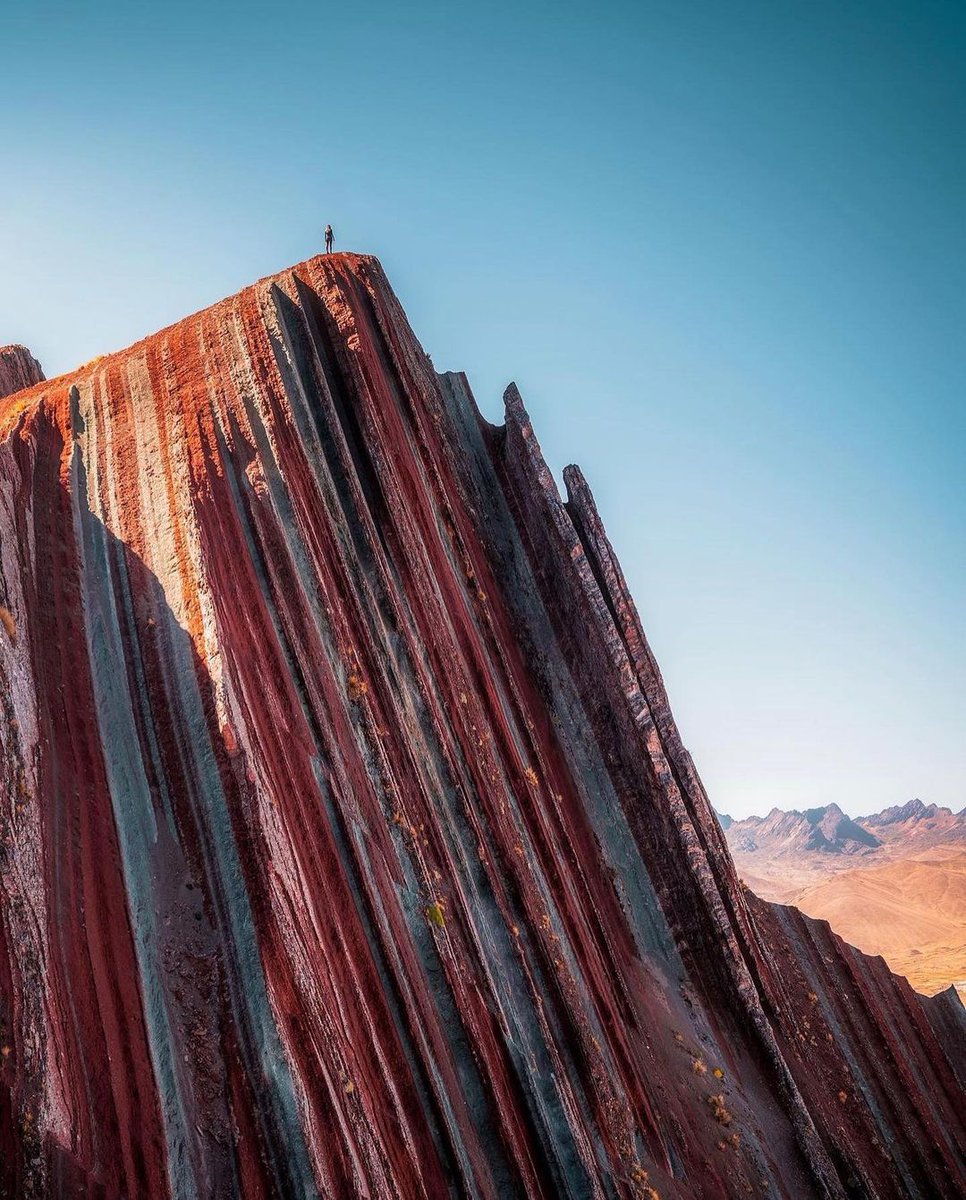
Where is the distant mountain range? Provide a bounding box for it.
[717,798,965,860]
[718,799,965,997]
[861,797,966,839]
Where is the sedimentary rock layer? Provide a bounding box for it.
[0,254,962,1199]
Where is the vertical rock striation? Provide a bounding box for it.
[0,255,962,1199]
[0,346,44,400]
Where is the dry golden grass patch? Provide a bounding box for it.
[0,607,16,643]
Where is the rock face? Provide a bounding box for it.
[0,345,44,399]
[0,254,963,1199]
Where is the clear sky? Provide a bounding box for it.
[2,1,963,819]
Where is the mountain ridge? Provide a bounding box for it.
[1,253,962,1198]
[723,803,881,857]
[719,797,965,826]
[719,799,965,852]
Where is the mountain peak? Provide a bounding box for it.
[861,798,959,828]
[726,803,880,856]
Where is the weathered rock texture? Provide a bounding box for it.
[0,255,963,1199]
[0,345,44,400]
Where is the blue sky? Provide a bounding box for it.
[2,1,963,818]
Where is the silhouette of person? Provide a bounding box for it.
[324,224,334,254]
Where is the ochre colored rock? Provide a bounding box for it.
[0,254,962,1198]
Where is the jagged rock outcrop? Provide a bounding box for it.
[0,254,963,1199]
[0,345,44,400]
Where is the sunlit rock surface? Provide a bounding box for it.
[0,255,962,1198]
[0,345,44,400]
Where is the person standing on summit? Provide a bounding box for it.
[324,224,334,253]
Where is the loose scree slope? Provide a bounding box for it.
[0,255,962,1199]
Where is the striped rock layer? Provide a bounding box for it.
[0,255,962,1200]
